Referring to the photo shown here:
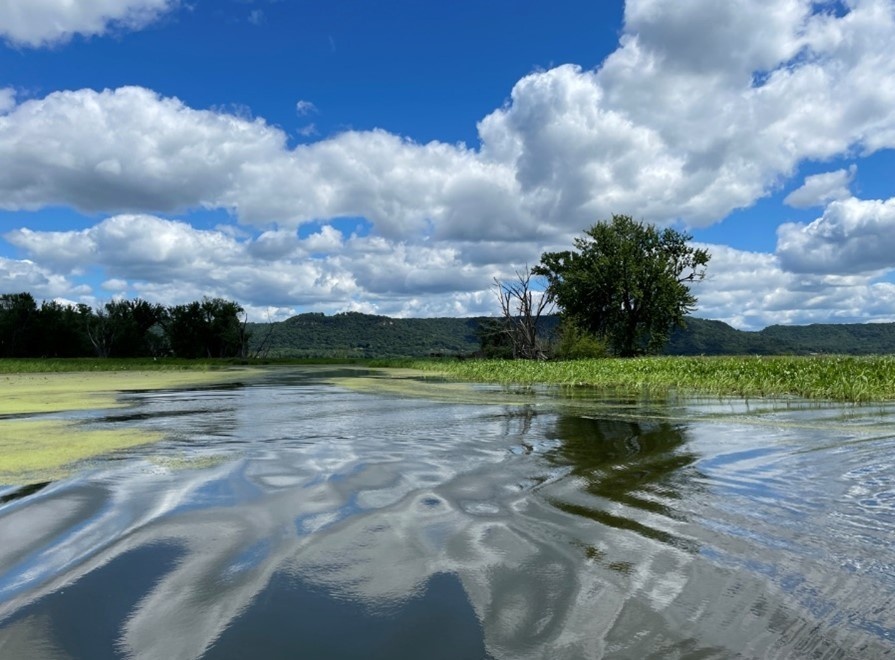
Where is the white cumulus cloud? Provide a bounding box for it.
[777,196,895,274]
[784,166,856,208]
[0,0,180,48]
[1,1,894,238]
[3,0,895,326]
[0,257,86,299]
[696,243,895,329]
[3,215,507,316]
[0,87,14,113]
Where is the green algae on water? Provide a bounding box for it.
[0,420,162,485]
[0,369,261,416]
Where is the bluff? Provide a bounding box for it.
[247,313,895,358]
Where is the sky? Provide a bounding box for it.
[1,0,895,330]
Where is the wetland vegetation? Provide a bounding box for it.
[375,355,895,403]
[4,353,895,403]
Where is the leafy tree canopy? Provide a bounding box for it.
[534,214,710,357]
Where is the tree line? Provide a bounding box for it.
[0,293,250,359]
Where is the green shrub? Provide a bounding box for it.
[556,322,609,359]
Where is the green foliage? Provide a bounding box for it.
[0,293,248,359]
[0,293,39,357]
[555,320,609,359]
[7,284,895,363]
[165,298,249,358]
[535,215,710,357]
[475,318,515,358]
[37,301,94,357]
[86,299,167,357]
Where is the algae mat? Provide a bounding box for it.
[0,368,261,484]
[0,369,260,415]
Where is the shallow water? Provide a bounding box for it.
[1,368,893,659]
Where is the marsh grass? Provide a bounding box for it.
[370,355,895,402]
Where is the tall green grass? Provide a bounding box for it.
[371,356,895,402]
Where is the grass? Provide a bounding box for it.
[368,355,895,403]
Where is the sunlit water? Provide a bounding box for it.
[1,368,894,659]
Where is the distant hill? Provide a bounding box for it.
[246,313,895,358]
[247,311,483,358]
[667,318,895,355]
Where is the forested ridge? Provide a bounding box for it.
[4,291,895,358]
[247,313,895,358]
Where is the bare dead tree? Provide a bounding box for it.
[493,266,554,360]
[249,309,277,359]
[85,305,113,358]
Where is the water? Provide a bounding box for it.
[1,368,894,659]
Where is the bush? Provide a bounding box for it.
[555,322,608,359]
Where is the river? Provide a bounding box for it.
[0,367,893,659]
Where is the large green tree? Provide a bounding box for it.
[534,214,710,357]
[0,293,39,357]
[86,299,167,357]
[165,297,250,358]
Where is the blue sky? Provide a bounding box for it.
[1,0,895,329]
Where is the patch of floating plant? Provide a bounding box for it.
[0,419,162,486]
[147,453,233,471]
[327,368,545,406]
[0,369,262,416]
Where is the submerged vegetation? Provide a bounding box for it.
[373,355,895,403]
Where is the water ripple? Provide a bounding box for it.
[1,372,894,658]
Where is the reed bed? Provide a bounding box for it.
[374,356,895,403]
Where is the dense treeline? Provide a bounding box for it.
[0,293,250,359]
[5,291,895,359]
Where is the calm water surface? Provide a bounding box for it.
[1,368,894,659]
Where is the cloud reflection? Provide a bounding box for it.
[1,378,892,658]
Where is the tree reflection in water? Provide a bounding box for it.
[542,412,703,554]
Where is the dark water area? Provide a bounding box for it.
[1,368,894,659]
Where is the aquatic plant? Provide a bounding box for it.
[373,355,895,403]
